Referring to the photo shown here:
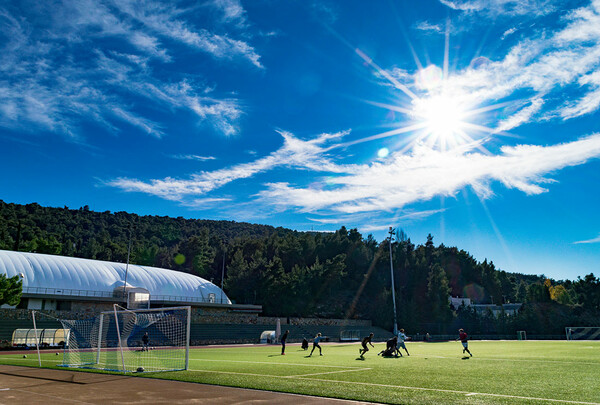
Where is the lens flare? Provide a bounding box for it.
[378,147,390,158]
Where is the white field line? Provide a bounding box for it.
[190,358,367,369]
[411,353,600,366]
[187,368,600,405]
[284,368,372,378]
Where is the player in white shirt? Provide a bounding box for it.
[397,328,410,356]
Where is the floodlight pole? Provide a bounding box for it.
[122,223,133,307]
[220,249,225,304]
[389,227,398,336]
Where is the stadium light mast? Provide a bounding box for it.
[123,222,133,307]
[389,226,398,336]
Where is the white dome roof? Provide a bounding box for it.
[0,250,230,304]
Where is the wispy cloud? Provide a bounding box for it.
[113,0,263,68]
[0,0,259,139]
[501,27,517,39]
[573,234,600,244]
[259,134,600,213]
[404,0,600,131]
[108,130,352,200]
[169,154,217,161]
[439,0,560,17]
[414,21,445,34]
[212,0,248,27]
[109,124,600,216]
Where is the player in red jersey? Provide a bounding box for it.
[458,328,472,356]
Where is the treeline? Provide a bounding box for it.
[1,200,598,334]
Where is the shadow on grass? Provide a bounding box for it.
[461,356,471,360]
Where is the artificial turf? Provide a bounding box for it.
[1,340,599,405]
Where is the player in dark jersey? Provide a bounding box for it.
[281,330,289,355]
[142,332,150,351]
[458,328,472,356]
[359,333,374,357]
[378,336,400,357]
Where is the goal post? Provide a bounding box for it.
[565,326,600,341]
[58,305,190,373]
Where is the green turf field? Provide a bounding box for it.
[2,341,599,404]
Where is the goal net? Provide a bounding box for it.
[58,305,190,372]
[565,326,600,341]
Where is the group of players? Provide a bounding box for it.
[280,328,473,358]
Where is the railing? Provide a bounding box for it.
[23,287,114,298]
[152,295,230,304]
[22,287,230,305]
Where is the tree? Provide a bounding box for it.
[427,264,452,322]
[0,274,22,306]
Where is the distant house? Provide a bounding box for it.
[449,296,522,317]
[472,304,522,317]
[449,296,472,309]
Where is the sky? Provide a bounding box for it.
[1,0,599,281]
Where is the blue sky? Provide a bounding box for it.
[1,0,599,280]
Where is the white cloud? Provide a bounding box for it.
[414,21,444,34]
[212,0,248,27]
[573,234,600,244]
[501,27,517,39]
[169,154,217,161]
[439,0,560,17]
[111,0,263,68]
[0,0,258,139]
[108,130,352,200]
[412,0,600,130]
[259,134,600,213]
[495,97,544,132]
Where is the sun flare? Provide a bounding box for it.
[411,93,467,143]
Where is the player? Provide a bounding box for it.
[397,328,410,356]
[378,336,400,357]
[309,333,323,356]
[142,332,150,352]
[359,333,374,357]
[458,328,472,356]
[281,330,289,355]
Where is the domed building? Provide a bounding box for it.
[0,250,235,311]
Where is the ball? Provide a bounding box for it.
[56,352,59,355]
[136,366,144,372]
[23,355,27,358]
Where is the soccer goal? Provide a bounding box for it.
[36,305,191,373]
[517,330,527,340]
[565,326,600,341]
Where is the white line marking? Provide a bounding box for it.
[285,368,372,378]
[190,358,367,369]
[0,388,10,391]
[411,354,600,366]
[187,368,600,405]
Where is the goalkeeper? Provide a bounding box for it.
[142,332,150,351]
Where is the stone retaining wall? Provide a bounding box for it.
[0,308,371,327]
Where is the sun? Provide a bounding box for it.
[411,92,468,146]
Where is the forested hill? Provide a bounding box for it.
[1,200,598,334]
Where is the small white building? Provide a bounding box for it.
[448,295,522,317]
[449,296,472,309]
